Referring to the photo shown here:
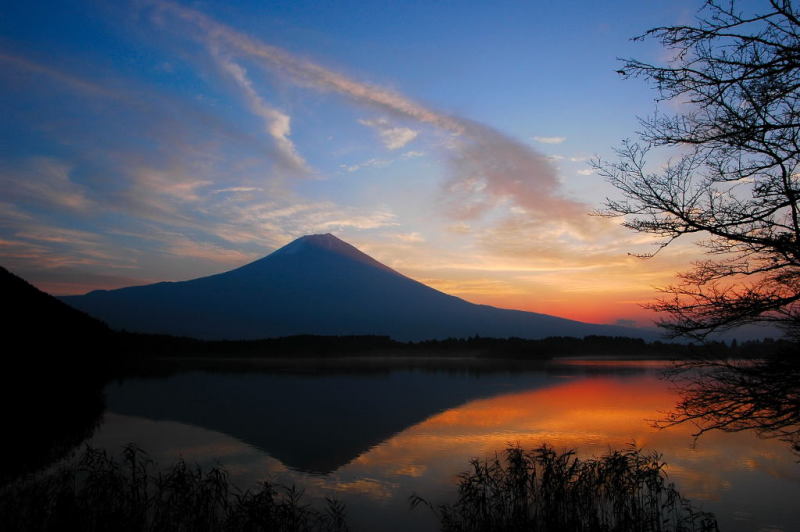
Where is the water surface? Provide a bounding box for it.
[87,359,799,531]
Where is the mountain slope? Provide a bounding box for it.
[1,266,110,485]
[2,265,112,355]
[61,234,652,341]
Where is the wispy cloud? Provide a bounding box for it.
[394,232,425,243]
[358,118,419,150]
[211,186,263,194]
[532,136,566,144]
[443,122,588,225]
[0,52,119,98]
[0,158,94,212]
[152,1,463,131]
[339,158,391,173]
[0,214,138,275]
[339,149,425,173]
[150,1,591,230]
[133,168,212,201]
[163,234,257,264]
[210,46,309,173]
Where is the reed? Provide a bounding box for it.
[0,445,348,532]
[412,445,717,532]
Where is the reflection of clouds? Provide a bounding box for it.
[342,375,800,520]
[391,464,427,478]
[663,462,729,501]
[88,372,800,532]
[319,478,398,500]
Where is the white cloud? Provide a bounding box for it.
[576,168,594,175]
[154,1,596,232]
[211,47,308,173]
[358,118,419,150]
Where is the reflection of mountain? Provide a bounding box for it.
[62,234,650,341]
[106,370,552,474]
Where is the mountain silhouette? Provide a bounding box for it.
[0,266,109,483]
[2,265,111,348]
[61,234,651,341]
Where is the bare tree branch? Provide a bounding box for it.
[595,0,800,340]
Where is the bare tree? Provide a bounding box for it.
[595,0,800,340]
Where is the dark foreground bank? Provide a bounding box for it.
[1,443,717,532]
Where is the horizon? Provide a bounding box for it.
[52,232,654,329]
[0,1,750,327]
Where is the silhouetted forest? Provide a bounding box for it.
[112,330,797,363]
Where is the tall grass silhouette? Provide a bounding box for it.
[411,445,717,532]
[0,445,348,532]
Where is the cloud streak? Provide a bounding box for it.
[358,118,419,150]
[210,46,309,173]
[0,52,119,98]
[0,158,94,212]
[151,0,591,229]
[533,136,566,144]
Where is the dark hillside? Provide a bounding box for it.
[0,266,111,484]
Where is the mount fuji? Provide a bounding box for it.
[61,234,652,341]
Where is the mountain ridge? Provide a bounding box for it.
[61,234,654,341]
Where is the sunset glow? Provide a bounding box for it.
[2,1,719,326]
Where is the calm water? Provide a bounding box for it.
[86,359,799,532]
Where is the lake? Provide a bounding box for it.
[85,358,799,532]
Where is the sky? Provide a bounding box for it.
[1,0,755,327]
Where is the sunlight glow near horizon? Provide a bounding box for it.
[1,0,735,326]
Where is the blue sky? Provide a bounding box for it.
[2,0,755,324]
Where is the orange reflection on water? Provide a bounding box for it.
[347,375,797,505]
[412,377,676,446]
